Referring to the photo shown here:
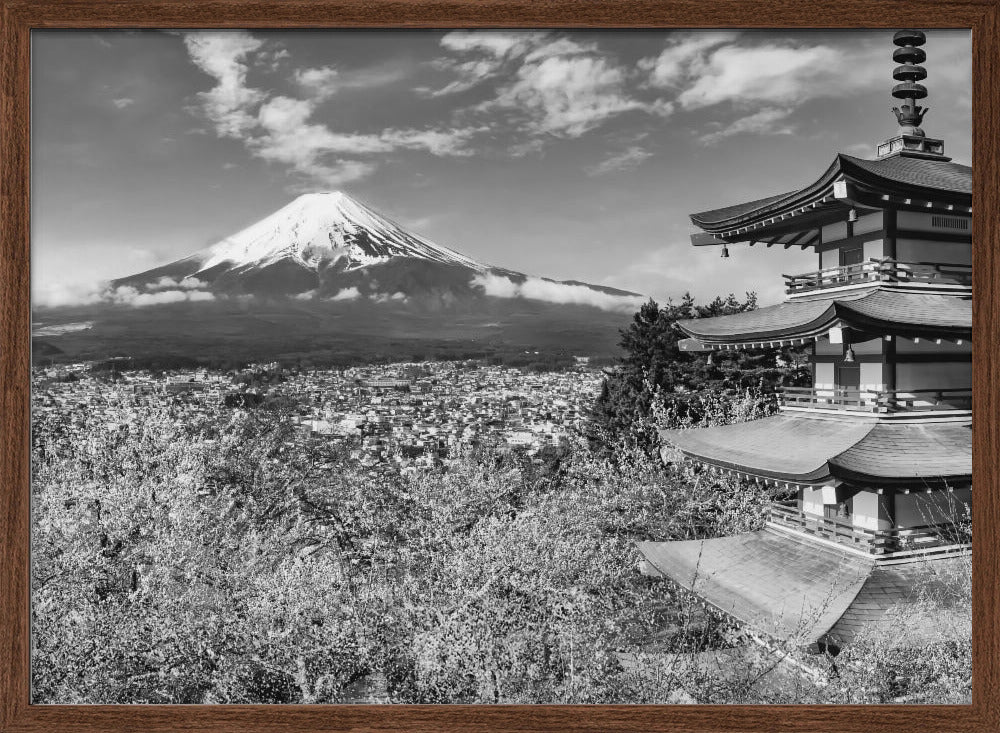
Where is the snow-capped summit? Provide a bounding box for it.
[200,191,486,274]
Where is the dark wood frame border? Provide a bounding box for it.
[2,1,997,731]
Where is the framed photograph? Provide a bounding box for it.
[2,1,998,731]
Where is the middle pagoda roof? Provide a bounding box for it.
[660,413,972,489]
[675,287,971,347]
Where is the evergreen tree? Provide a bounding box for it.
[590,293,809,449]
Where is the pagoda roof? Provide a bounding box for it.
[637,529,969,647]
[690,153,972,234]
[675,288,971,345]
[660,413,971,487]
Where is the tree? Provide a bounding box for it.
[590,293,809,448]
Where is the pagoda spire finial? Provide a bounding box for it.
[891,29,929,136]
[876,29,949,161]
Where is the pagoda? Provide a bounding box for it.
[637,30,971,653]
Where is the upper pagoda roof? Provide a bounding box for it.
[690,154,971,235]
[675,287,971,345]
[660,413,971,487]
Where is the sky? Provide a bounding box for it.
[31,29,971,309]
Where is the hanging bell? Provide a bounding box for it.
[720,246,730,258]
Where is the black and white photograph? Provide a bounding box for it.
[30,27,972,705]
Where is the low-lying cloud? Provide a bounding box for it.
[33,281,217,308]
[472,273,644,312]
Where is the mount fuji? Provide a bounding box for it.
[36,192,645,365]
[112,191,639,306]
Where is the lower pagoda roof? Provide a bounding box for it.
[637,529,969,648]
[676,288,971,345]
[660,413,971,488]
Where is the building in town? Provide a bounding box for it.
[637,30,972,652]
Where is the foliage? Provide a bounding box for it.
[32,395,784,705]
[590,294,810,448]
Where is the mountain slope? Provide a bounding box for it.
[114,191,492,295]
[112,191,639,304]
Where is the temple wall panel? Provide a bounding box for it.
[863,238,887,259]
[897,210,971,233]
[895,338,971,355]
[894,488,971,527]
[853,211,884,235]
[895,361,971,391]
[896,238,971,264]
[815,362,835,389]
[822,221,849,243]
[851,490,894,531]
[802,486,825,517]
[860,362,884,390]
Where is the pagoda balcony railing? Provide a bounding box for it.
[779,386,971,413]
[767,501,968,556]
[783,259,972,295]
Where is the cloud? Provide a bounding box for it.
[112,97,135,109]
[149,276,207,291]
[697,107,795,145]
[33,279,218,308]
[639,32,740,89]
[586,145,653,176]
[487,52,672,137]
[183,31,265,138]
[33,282,105,308]
[433,33,672,140]
[637,33,902,145]
[331,286,361,301]
[296,61,411,99]
[424,32,551,97]
[472,273,644,312]
[669,41,879,111]
[294,66,339,100]
[181,31,479,188]
[440,30,547,58]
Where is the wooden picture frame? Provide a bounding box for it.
[2,1,997,730]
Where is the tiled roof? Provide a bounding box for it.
[827,555,970,646]
[690,153,971,230]
[661,413,971,486]
[676,288,971,343]
[842,289,972,332]
[637,530,873,644]
[842,154,972,195]
[638,529,970,647]
[830,421,972,483]
[660,414,873,483]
